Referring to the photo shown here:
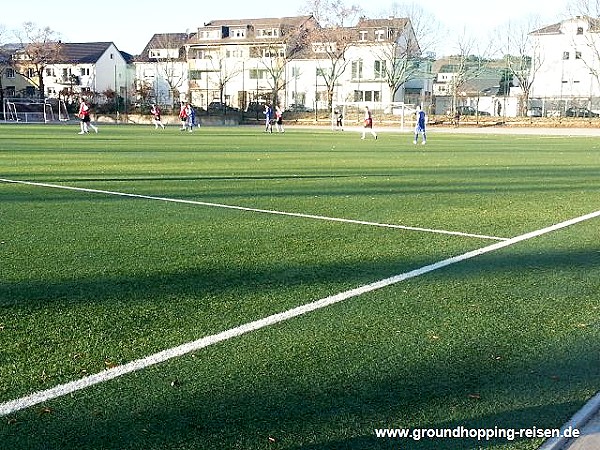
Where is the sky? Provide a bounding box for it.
[1,0,573,56]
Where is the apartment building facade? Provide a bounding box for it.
[137,15,431,112]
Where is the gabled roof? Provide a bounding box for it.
[205,15,314,28]
[530,22,562,35]
[56,42,117,63]
[188,15,318,46]
[530,16,600,35]
[136,33,191,62]
[356,17,409,29]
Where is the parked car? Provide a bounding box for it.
[565,107,599,117]
[456,105,491,116]
[207,101,238,113]
[285,103,312,112]
[245,101,265,113]
[526,106,543,117]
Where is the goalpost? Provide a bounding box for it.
[4,101,18,121]
[58,99,69,122]
[2,99,62,123]
[331,101,419,131]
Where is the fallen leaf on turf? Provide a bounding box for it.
[104,359,116,369]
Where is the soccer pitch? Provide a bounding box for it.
[0,124,599,449]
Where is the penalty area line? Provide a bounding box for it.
[1,207,599,417]
[0,178,507,241]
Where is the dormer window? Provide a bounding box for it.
[232,28,246,38]
[312,42,337,53]
[198,30,220,40]
[257,28,279,38]
[375,30,385,41]
[577,27,584,35]
[359,30,368,41]
[149,48,179,59]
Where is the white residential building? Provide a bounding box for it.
[43,42,133,102]
[530,16,600,113]
[181,15,430,112]
[134,33,190,107]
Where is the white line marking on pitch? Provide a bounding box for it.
[0,178,507,241]
[1,207,599,417]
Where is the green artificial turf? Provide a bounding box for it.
[0,124,599,449]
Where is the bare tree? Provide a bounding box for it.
[300,1,363,109]
[384,2,445,56]
[567,0,600,16]
[0,25,8,112]
[496,19,545,116]
[563,2,600,101]
[149,34,189,107]
[255,17,314,106]
[446,33,493,114]
[206,54,244,107]
[366,18,425,103]
[13,22,61,99]
[308,25,355,108]
[301,0,362,27]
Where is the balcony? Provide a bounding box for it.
[57,76,81,85]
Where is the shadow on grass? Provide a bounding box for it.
[1,332,597,450]
[1,246,598,311]
[0,246,599,449]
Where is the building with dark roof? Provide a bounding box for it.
[23,41,133,103]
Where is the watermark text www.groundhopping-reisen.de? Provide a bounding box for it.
[374,425,580,442]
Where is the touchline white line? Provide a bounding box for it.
[1,206,599,417]
[0,178,507,241]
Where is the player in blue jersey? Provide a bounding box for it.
[414,107,426,145]
[264,104,273,133]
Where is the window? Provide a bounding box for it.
[198,29,222,40]
[257,28,279,38]
[189,70,203,80]
[80,67,90,76]
[262,47,284,58]
[26,68,36,78]
[6,68,15,78]
[312,42,336,53]
[577,27,584,35]
[249,68,268,79]
[375,30,385,41]
[354,90,380,102]
[562,51,570,60]
[374,60,386,78]
[45,68,56,77]
[232,28,246,38]
[351,60,363,80]
[359,31,368,41]
[575,51,582,59]
[226,49,244,58]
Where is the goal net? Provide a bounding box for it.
[330,101,419,131]
[2,99,68,123]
